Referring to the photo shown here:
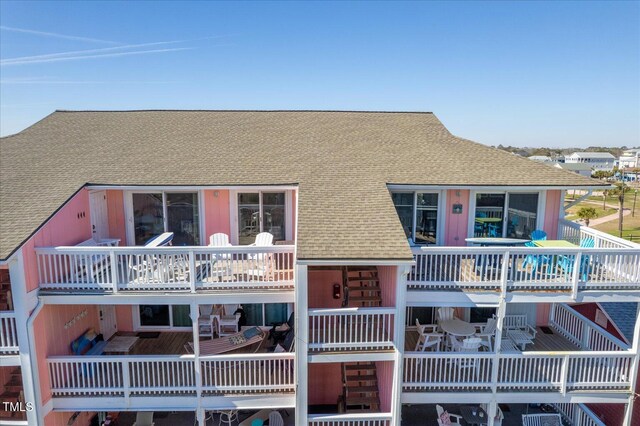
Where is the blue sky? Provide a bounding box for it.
[1,1,638,147]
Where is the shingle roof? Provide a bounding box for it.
[599,303,638,344]
[556,163,593,171]
[568,152,616,159]
[0,110,609,261]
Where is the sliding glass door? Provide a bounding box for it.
[130,191,201,246]
[138,305,192,328]
[474,192,539,238]
[237,192,286,245]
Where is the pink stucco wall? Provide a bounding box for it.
[536,303,551,326]
[375,361,394,412]
[106,189,127,244]
[308,363,343,405]
[544,190,562,239]
[378,266,397,307]
[116,305,134,332]
[308,270,343,309]
[445,189,470,246]
[22,189,93,292]
[34,304,100,405]
[203,189,231,243]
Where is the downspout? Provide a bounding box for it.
[27,298,45,425]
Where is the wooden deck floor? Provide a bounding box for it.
[405,326,578,352]
[114,331,270,355]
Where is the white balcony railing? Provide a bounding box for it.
[308,308,395,352]
[36,245,295,293]
[48,353,294,398]
[308,413,393,426]
[550,303,629,351]
[0,312,19,354]
[553,403,606,426]
[403,351,633,393]
[408,244,640,293]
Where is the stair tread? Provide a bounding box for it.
[347,276,379,281]
[347,285,381,291]
[344,363,375,370]
[345,386,379,393]
[348,296,382,301]
[344,374,377,382]
[345,396,380,404]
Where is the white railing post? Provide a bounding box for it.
[560,355,569,395]
[110,250,118,293]
[491,300,506,395]
[571,252,582,299]
[623,304,640,426]
[295,264,309,426]
[189,250,196,293]
[581,322,591,350]
[122,358,130,403]
[500,250,510,297]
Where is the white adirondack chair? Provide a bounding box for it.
[209,232,231,247]
[476,318,497,351]
[522,413,562,426]
[415,332,443,352]
[415,318,438,334]
[198,305,215,338]
[268,411,284,426]
[437,307,455,322]
[436,405,463,426]
[247,232,275,279]
[481,403,504,426]
[132,411,154,426]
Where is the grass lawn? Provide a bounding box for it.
[593,213,640,240]
[564,202,617,221]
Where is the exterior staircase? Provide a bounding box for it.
[343,266,382,308]
[339,362,380,413]
[0,367,26,421]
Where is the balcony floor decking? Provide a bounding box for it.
[404,327,579,352]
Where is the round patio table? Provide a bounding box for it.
[439,318,476,337]
[465,237,530,246]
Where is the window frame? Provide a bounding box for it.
[391,190,444,246]
[468,190,545,239]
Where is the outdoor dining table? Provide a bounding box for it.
[439,318,477,337]
[465,237,530,247]
[459,405,488,425]
[532,240,578,248]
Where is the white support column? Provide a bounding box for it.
[8,250,40,426]
[190,302,204,425]
[490,299,506,395]
[392,265,410,425]
[487,400,497,426]
[295,264,309,426]
[622,303,640,426]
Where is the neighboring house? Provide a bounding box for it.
[0,111,639,426]
[528,155,554,163]
[565,152,616,171]
[619,149,640,169]
[555,162,594,177]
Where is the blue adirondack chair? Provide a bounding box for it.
[530,230,547,241]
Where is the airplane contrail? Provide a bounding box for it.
[0,47,193,66]
[0,25,118,44]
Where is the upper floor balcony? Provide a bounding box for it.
[407,220,640,297]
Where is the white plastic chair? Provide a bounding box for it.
[251,232,274,247]
[436,405,462,426]
[415,318,438,335]
[476,318,497,351]
[415,332,443,352]
[437,307,455,322]
[209,233,231,247]
[247,232,275,279]
[218,304,241,336]
[132,412,154,426]
[268,411,284,426]
[198,305,215,338]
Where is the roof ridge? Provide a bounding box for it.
[52,109,435,114]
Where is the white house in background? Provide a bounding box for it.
[619,149,640,169]
[554,162,593,177]
[565,152,616,171]
[528,155,554,163]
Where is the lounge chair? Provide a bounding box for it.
[268,411,284,426]
[144,232,174,247]
[187,326,265,355]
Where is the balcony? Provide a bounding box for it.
[0,312,18,354]
[408,220,640,295]
[308,308,395,353]
[308,413,392,425]
[35,245,295,293]
[403,304,633,395]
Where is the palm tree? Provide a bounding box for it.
[602,189,608,210]
[609,181,627,237]
[577,207,598,227]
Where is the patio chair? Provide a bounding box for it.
[270,312,294,343]
[480,404,504,426]
[218,304,241,336]
[268,411,284,426]
[450,336,482,353]
[198,305,215,338]
[488,223,500,237]
[415,332,443,352]
[530,230,547,241]
[209,232,231,247]
[522,241,551,274]
[557,252,591,281]
[415,318,438,335]
[436,405,463,426]
[132,411,154,426]
[522,413,562,426]
[246,232,275,279]
[144,232,174,247]
[580,237,595,248]
[475,317,497,351]
[437,307,455,322]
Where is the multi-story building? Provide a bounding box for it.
[619,149,640,170]
[565,152,616,172]
[0,111,638,426]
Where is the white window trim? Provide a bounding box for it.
[391,190,444,246]
[124,190,204,246]
[229,190,293,245]
[467,190,545,241]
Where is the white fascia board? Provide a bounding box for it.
[86,184,298,191]
[298,259,414,266]
[400,392,630,405]
[0,355,22,367]
[405,290,640,306]
[386,184,608,191]
[201,394,296,410]
[39,291,295,305]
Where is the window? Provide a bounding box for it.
[130,191,201,245]
[391,192,440,245]
[474,192,539,238]
[237,192,286,245]
[138,304,192,328]
[243,303,289,326]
